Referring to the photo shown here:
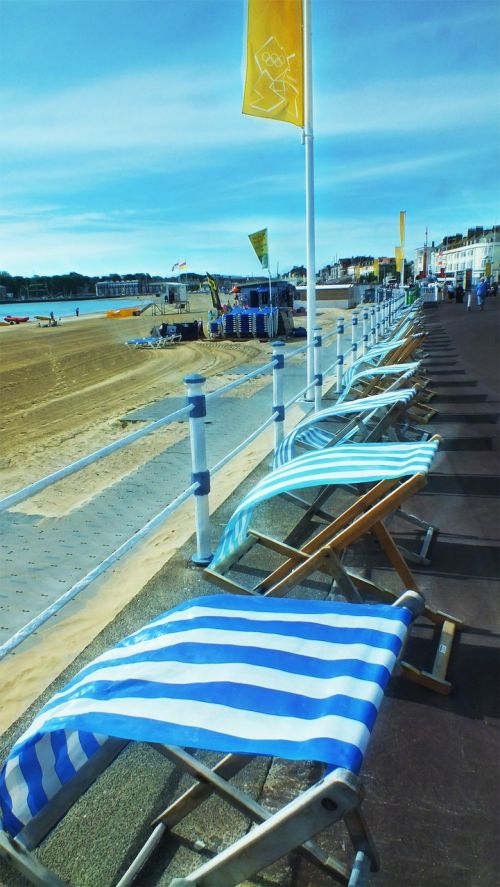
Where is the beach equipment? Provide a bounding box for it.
[273,387,422,468]
[205,440,461,695]
[3,316,29,324]
[126,334,181,348]
[0,590,425,887]
[273,382,437,566]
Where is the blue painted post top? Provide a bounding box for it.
[184,374,207,385]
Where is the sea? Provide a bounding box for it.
[0,298,146,321]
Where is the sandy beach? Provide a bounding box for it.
[0,298,275,501]
[0,296,345,730]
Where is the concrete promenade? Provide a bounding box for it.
[0,297,498,886]
[0,335,338,645]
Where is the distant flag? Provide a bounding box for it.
[172,261,187,272]
[242,0,304,127]
[399,211,406,248]
[205,273,222,311]
[248,228,269,269]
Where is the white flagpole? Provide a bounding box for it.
[400,211,405,288]
[303,0,316,399]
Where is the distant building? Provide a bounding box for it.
[415,225,499,285]
[95,279,164,298]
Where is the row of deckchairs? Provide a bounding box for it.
[0,299,462,887]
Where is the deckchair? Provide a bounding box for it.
[0,591,425,887]
[274,387,423,469]
[205,441,461,694]
[338,362,437,421]
[274,384,436,565]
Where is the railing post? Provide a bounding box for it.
[336,316,344,392]
[185,374,212,566]
[351,311,358,367]
[313,327,322,411]
[370,307,376,347]
[383,297,389,334]
[272,341,285,454]
[375,302,381,342]
[362,308,369,355]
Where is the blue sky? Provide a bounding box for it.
[1,0,499,277]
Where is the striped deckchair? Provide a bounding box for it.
[273,387,419,468]
[338,361,437,421]
[205,440,461,694]
[0,591,424,887]
[274,383,436,565]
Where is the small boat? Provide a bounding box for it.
[4,316,29,324]
[35,315,51,322]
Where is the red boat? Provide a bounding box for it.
[4,316,29,324]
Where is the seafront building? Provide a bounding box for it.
[415,225,499,286]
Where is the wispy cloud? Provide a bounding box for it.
[317,74,499,137]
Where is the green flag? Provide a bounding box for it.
[248,228,269,270]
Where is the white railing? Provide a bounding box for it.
[0,289,409,658]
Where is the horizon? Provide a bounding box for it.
[1,0,499,278]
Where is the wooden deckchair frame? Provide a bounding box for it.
[278,395,436,565]
[205,468,461,695]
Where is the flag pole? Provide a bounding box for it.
[303,0,316,400]
[400,211,405,288]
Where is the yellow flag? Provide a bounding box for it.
[249,228,269,269]
[243,0,304,127]
[395,246,402,272]
[373,258,379,279]
[399,211,406,247]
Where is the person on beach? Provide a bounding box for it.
[75,307,79,317]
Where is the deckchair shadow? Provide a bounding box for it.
[0,591,425,887]
[205,440,462,695]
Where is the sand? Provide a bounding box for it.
[0,295,346,731]
[0,298,273,499]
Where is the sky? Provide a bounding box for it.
[1,0,499,278]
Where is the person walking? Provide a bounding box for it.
[475,278,488,311]
[455,284,464,304]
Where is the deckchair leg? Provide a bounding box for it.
[168,768,363,887]
[0,831,67,887]
[399,618,456,695]
[152,746,351,881]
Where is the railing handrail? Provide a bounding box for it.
[0,289,410,657]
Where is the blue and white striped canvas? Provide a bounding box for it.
[339,361,420,403]
[211,440,439,569]
[0,594,414,839]
[274,388,416,467]
[359,337,413,365]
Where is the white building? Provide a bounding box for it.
[415,226,499,286]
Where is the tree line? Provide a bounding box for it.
[0,272,163,300]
